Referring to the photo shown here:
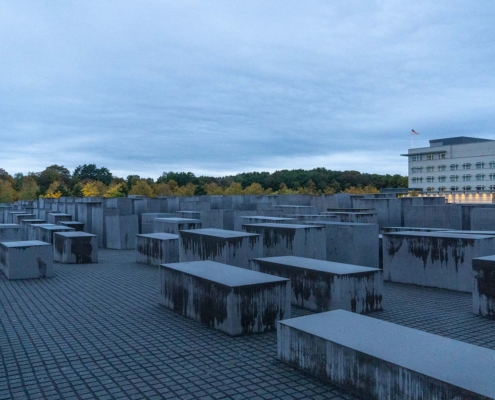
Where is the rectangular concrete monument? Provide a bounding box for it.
[59,221,85,231]
[252,256,382,313]
[38,225,75,244]
[472,256,495,318]
[277,310,495,400]
[154,218,202,235]
[242,223,326,260]
[47,213,72,225]
[0,241,53,280]
[53,232,98,264]
[135,233,179,266]
[105,214,139,250]
[19,219,46,240]
[179,228,262,269]
[383,231,495,292]
[0,224,22,242]
[159,260,291,335]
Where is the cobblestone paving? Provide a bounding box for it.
[1,249,494,399]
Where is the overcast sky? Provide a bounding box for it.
[1,1,495,179]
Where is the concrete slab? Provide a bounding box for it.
[0,224,22,242]
[153,218,202,235]
[0,240,53,280]
[159,260,290,335]
[472,255,495,318]
[53,232,98,264]
[252,256,382,313]
[135,233,179,266]
[278,310,495,400]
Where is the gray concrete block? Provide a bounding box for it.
[7,211,30,224]
[53,232,98,263]
[59,221,85,232]
[47,213,72,225]
[105,215,139,250]
[472,256,495,318]
[38,225,76,244]
[135,233,179,266]
[242,223,326,260]
[179,228,262,269]
[153,218,202,235]
[252,256,382,313]
[19,219,46,240]
[141,213,175,234]
[159,260,291,335]
[383,231,495,292]
[277,310,495,400]
[322,212,377,224]
[0,241,53,280]
[13,213,36,225]
[0,224,22,242]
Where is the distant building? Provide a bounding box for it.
[402,136,495,203]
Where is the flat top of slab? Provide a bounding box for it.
[0,240,51,248]
[54,232,96,238]
[301,221,375,227]
[180,228,260,238]
[324,212,376,215]
[161,260,289,287]
[20,219,46,223]
[39,226,75,231]
[136,233,179,240]
[384,231,495,239]
[31,223,58,228]
[272,205,313,208]
[240,216,295,221]
[8,211,29,214]
[473,255,495,263]
[382,227,449,231]
[48,213,72,217]
[443,230,495,236]
[279,310,495,397]
[254,256,380,274]
[154,218,200,223]
[59,221,84,225]
[242,223,323,229]
[0,224,21,228]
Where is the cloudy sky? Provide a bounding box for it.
[1,1,495,179]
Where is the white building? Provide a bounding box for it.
[403,136,495,201]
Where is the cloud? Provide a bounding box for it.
[1,1,495,179]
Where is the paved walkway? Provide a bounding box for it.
[1,250,494,399]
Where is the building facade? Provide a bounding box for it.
[403,136,495,195]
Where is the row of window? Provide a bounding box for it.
[412,174,493,183]
[411,162,494,173]
[411,154,446,161]
[426,186,492,192]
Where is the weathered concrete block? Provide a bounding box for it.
[242,223,326,260]
[277,310,495,400]
[238,216,296,231]
[0,224,22,242]
[174,211,201,220]
[47,213,72,225]
[141,213,175,234]
[37,225,75,244]
[135,233,179,266]
[473,256,495,318]
[53,232,98,263]
[302,221,379,269]
[20,219,46,240]
[0,241,53,280]
[271,205,318,216]
[284,214,337,222]
[252,256,382,313]
[28,223,56,241]
[13,213,36,224]
[159,260,291,335]
[179,228,262,269]
[383,232,495,292]
[59,221,85,231]
[105,214,139,250]
[322,212,377,224]
[7,211,30,224]
[154,218,202,235]
[381,227,450,234]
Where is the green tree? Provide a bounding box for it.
[73,164,113,185]
[38,165,71,193]
[129,180,154,197]
[0,180,17,203]
[18,176,39,200]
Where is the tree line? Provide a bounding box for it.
[0,164,408,202]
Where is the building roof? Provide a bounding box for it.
[430,136,493,147]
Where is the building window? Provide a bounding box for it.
[411,167,423,173]
[426,166,435,172]
[476,185,485,191]
[490,162,495,168]
[438,176,446,182]
[490,185,495,191]
[426,176,435,182]
[476,174,485,181]
[450,164,459,171]
[411,177,423,184]
[438,165,446,172]
[476,162,485,169]
[439,153,446,159]
[462,174,471,181]
[426,187,434,192]
[462,163,471,170]
[490,173,495,180]
[450,175,459,182]
[462,185,472,191]
[411,155,422,161]
[438,186,447,192]
[426,154,433,160]
[450,186,459,192]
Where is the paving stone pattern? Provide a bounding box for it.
[1,249,494,400]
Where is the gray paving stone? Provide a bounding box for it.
[1,249,494,399]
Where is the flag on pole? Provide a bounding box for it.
[411,129,419,135]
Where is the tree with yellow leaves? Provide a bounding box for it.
[104,183,126,198]
[81,181,107,197]
[129,180,154,198]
